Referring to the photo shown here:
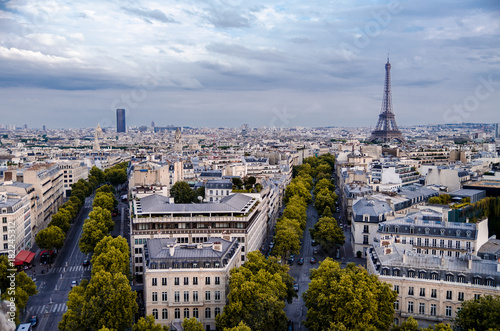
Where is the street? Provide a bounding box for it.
[23,196,94,330]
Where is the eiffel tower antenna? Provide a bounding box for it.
[369,57,404,143]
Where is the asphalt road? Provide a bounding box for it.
[23,196,94,331]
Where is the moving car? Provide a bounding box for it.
[82,259,90,267]
[29,315,37,327]
[293,283,299,292]
[310,257,317,264]
[70,280,77,288]
[298,257,304,265]
[313,248,318,255]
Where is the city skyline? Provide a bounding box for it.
[0,0,499,129]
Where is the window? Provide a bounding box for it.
[184,291,189,302]
[458,275,466,283]
[215,276,220,285]
[448,240,453,248]
[215,307,221,317]
[419,288,425,297]
[408,287,414,295]
[394,285,399,294]
[424,238,429,246]
[458,292,464,301]
[175,308,180,319]
[152,292,158,302]
[205,308,211,319]
[193,277,198,285]
[215,291,221,301]
[425,227,430,234]
[193,308,199,318]
[408,270,415,278]
[184,308,189,319]
[456,241,461,249]
[363,225,369,233]
[174,291,180,303]
[445,306,452,317]
[152,309,158,319]
[446,291,452,300]
[432,239,437,247]
[431,273,439,280]
[205,291,211,301]
[2,226,6,232]
[175,277,179,285]
[162,308,168,319]
[363,235,369,245]
[162,277,167,286]
[486,279,494,286]
[410,227,414,234]
[162,292,168,302]
[456,230,461,237]
[474,294,481,300]
[431,289,437,298]
[419,271,426,279]
[446,274,454,282]
[394,300,399,310]
[440,239,445,248]
[393,269,400,276]
[474,278,481,285]
[419,303,425,315]
[2,217,6,223]
[407,301,414,313]
[205,277,210,285]
[430,304,437,316]
[193,291,198,302]
[152,278,157,286]
[466,242,471,250]
[183,277,189,285]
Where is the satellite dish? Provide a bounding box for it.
[198,196,203,202]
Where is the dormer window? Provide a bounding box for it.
[440,229,445,235]
[410,227,415,234]
[466,231,471,238]
[456,230,461,237]
[425,228,430,234]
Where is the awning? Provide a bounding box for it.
[14,250,36,266]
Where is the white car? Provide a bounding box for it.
[70,280,77,288]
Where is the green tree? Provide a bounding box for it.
[0,256,38,324]
[170,181,194,203]
[313,178,335,196]
[283,203,307,230]
[94,235,129,259]
[193,186,205,203]
[49,209,72,233]
[454,295,500,331]
[231,177,243,189]
[93,192,116,211]
[105,168,127,186]
[88,206,114,232]
[310,216,345,254]
[89,166,106,186]
[284,180,311,204]
[390,316,419,331]
[70,189,87,205]
[92,245,130,278]
[322,206,332,218]
[59,271,137,331]
[318,153,336,169]
[133,315,169,331]
[35,225,66,250]
[217,252,294,331]
[273,222,301,260]
[303,259,396,331]
[60,202,78,219]
[421,323,453,331]
[79,219,109,254]
[182,317,204,331]
[96,184,116,195]
[223,321,252,331]
[314,188,337,216]
[428,197,442,205]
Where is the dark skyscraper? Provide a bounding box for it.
[116,109,126,133]
[369,57,404,143]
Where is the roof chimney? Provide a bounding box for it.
[169,244,175,256]
[468,254,472,270]
[213,241,222,252]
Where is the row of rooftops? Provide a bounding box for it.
[134,193,257,216]
[368,243,500,283]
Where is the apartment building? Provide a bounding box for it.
[378,211,489,258]
[143,238,242,330]
[205,180,232,202]
[367,242,500,328]
[58,160,88,197]
[0,191,32,254]
[131,192,268,282]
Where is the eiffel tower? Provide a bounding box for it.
[369,57,404,143]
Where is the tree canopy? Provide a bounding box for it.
[182,318,204,331]
[216,251,295,331]
[170,181,194,203]
[35,225,66,251]
[454,295,500,331]
[79,218,109,254]
[310,216,345,254]
[132,315,169,331]
[93,192,116,212]
[59,270,137,331]
[303,259,396,331]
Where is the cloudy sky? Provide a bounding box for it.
[0,0,499,129]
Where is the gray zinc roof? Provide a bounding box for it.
[353,197,392,218]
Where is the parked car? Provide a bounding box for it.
[82,259,90,267]
[311,240,317,246]
[70,280,77,288]
[313,248,318,255]
[29,315,37,327]
[293,283,299,292]
[310,257,317,264]
[298,257,304,265]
